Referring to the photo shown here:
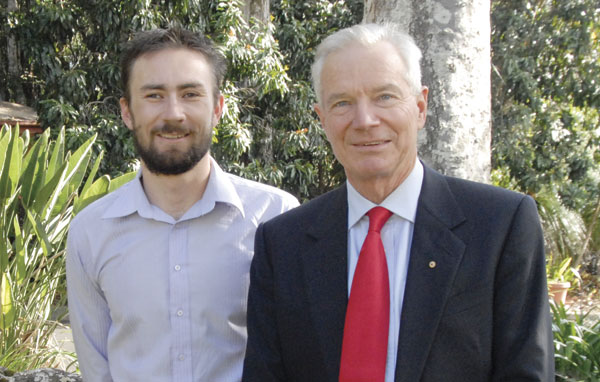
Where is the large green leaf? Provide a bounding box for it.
[72,170,136,215]
[1,272,15,330]
[73,175,110,215]
[31,161,68,217]
[0,125,23,200]
[108,171,137,192]
[0,126,10,174]
[52,134,96,216]
[79,150,104,197]
[46,128,65,183]
[12,216,26,285]
[20,129,30,149]
[26,210,52,257]
[20,130,50,208]
[0,220,6,277]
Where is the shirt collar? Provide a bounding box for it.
[347,159,424,229]
[102,156,245,221]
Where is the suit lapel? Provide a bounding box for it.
[395,166,467,382]
[302,185,349,380]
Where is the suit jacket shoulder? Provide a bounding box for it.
[261,184,348,237]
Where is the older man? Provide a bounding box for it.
[242,23,554,382]
[66,27,298,381]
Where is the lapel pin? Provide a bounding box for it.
[429,261,436,269]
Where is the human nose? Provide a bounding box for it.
[352,100,379,129]
[163,96,185,122]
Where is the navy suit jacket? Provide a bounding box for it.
[242,165,554,381]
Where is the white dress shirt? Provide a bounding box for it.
[346,160,423,382]
[66,158,299,382]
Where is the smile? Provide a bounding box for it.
[355,140,389,147]
[157,133,188,139]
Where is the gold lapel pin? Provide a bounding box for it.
[429,261,437,269]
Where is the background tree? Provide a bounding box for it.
[364,0,492,183]
[491,0,600,270]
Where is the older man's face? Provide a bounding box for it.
[315,41,428,193]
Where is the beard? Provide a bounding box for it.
[132,120,212,176]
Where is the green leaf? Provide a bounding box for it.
[0,125,23,200]
[1,272,15,330]
[31,161,68,216]
[20,130,50,208]
[0,126,10,174]
[46,128,65,183]
[64,133,97,192]
[0,220,7,276]
[79,150,104,197]
[13,216,26,285]
[108,171,136,193]
[26,210,52,257]
[20,128,30,148]
[73,175,110,215]
[53,134,96,216]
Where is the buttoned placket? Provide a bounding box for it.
[169,221,193,380]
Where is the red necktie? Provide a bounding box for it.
[339,206,393,382]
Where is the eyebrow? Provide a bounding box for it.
[324,84,406,106]
[139,82,208,92]
[372,84,405,94]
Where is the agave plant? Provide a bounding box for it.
[0,124,134,370]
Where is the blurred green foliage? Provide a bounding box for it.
[492,0,599,208]
[491,0,600,270]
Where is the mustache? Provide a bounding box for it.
[150,123,190,135]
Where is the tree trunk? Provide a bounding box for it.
[363,0,491,183]
[242,0,274,165]
[242,0,269,23]
[6,0,26,104]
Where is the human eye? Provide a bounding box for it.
[144,93,162,99]
[331,100,350,109]
[183,91,200,98]
[378,93,395,101]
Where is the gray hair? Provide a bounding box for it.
[311,23,423,104]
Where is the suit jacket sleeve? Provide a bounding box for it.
[491,195,554,381]
[243,222,285,382]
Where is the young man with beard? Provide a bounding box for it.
[66,27,298,381]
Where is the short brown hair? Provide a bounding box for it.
[120,27,226,103]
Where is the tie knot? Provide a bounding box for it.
[367,207,393,233]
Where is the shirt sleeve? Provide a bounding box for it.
[66,222,113,382]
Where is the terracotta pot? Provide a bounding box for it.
[548,281,571,304]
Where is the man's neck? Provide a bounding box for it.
[348,157,417,205]
[140,156,211,220]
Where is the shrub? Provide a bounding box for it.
[552,301,600,380]
[0,125,134,371]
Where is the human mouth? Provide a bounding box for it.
[355,140,389,147]
[361,141,386,146]
[154,125,190,140]
[157,132,188,139]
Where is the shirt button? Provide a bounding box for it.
[177,310,184,317]
[174,265,181,271]
[178,354,185,361]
